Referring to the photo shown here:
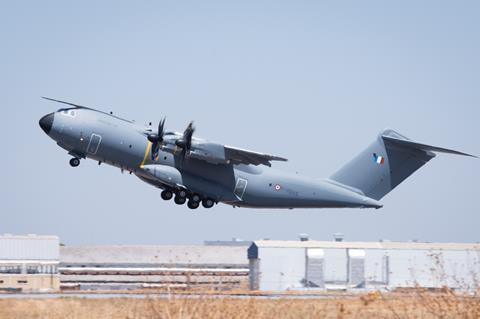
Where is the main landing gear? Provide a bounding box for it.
[202,198,214,209]
[161,189,215,210]
[69,158,80,167]
[187,199,199,210]
[187,193,201,210]
[161,190,173,201]
[174,189,187,205]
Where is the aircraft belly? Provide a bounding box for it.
[233,169,381,209]
[182,174,236,201]
[170,158,238,200]
[137,164,235,202]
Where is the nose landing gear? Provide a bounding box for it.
[69,158,80,167]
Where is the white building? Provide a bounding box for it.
[248,240,480,291]
[0,234,60,292]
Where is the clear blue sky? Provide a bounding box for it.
[1,1,479,244]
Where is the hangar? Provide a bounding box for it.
[248,240,480,291]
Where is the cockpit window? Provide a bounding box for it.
[55,106,133,123]
[58,108,77,118]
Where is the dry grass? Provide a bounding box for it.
[0,290,479,319]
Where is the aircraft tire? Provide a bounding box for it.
[69,158,80,167]
[190,193,201,203]
[187,200,199,209]
[177,190,187,198]
[174,196,186,205]
[202,198,214,209]
[161,190,173,200]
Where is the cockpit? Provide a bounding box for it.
[57,108,78,117]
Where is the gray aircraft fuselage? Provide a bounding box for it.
[39,101,475,210]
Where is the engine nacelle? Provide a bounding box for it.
[141,164,183,187]
[188,142,228,165]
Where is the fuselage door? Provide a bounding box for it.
[234,178,248,200]
[87,133,102,155]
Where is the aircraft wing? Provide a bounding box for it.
[224,146,288,167]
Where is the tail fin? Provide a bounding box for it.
[330,129,476,200]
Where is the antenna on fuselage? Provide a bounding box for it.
[41,97,89,109]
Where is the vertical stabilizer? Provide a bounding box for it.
[329,129,476,200]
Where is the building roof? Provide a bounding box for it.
[0,234,59,240]
[252,240,480,251]
[60,245,248,267]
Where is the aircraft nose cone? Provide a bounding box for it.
[39,112,54,134]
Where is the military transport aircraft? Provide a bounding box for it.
[39,97,476,210]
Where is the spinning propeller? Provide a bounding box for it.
[147,117,166,160]
[175,121,195,155]
[146,119,195,160]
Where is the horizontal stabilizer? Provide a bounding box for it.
[382,135,477,158]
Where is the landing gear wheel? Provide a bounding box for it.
[190,193,201,203]
[69,158,80,167]
[174,195,186,205]
[202,198,215,209]
[177,190,187,198]
[161,190,173,200]
[187,200,199,209]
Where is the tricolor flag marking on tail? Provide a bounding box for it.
[373,153,385,165]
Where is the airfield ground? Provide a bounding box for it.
[1,290,479,319]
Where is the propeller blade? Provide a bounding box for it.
[175,121,195,154]
[158,117,166,139]
[183,121,195,150]
[147,117,167,160]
